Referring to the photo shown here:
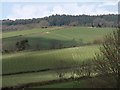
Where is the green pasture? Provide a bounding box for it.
[35,80,89,88]
[2,27,114,40]
[2,71,58,87]
[2,26,63,39]
[2,26,114,88]
[2,27,114,51]
[3,45,99,74]
[37,75,115,88]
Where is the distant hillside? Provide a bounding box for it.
[2,14,118,32]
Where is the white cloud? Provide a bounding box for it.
[98,1,118,7]
[7,4,51,20]
[1,0,119,2]
[1,0,36,2]
[6,3,118,20]
[1,0,81,2]
[0,4,2,20]
[96,8,118,15]
[51,3,118,15]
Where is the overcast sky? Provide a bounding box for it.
[1,0,119,20]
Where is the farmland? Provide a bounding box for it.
[2,27,113,52]
[3,45,99,74]
[2,26,114,88]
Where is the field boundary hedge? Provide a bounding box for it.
[2,66,80,76]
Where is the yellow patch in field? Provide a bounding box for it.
[46,32,50,34]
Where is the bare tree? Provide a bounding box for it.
[75,60,93,78]
[94,29,120,88]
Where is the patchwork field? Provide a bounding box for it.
[2,26,114,88]
[2,27,113,51]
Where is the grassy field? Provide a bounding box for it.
[2,27,114,51]
[2,26,114,88]
[2,69,92,87]
[3,45,99,74]
[2,71,59,87]
[34,75,115,88]
[2,27,64,39]
[35,79,90,88]
[2,27,113,39]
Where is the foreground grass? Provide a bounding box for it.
[2,71,58,87]
[32,75,116,88]
[3,70,116,88]
[2,67,88,87]
[36,80,89,88]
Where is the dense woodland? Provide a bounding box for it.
[2,14,118,32]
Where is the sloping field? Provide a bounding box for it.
[3,45,99,74]
[2,27,114,41]
[2,71,59,87]
[2,27,113,51]
[2,26,64,39]
[2,26,114,88]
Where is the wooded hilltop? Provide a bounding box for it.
[1,14,118,32]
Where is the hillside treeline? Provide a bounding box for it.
[2,14,118,32]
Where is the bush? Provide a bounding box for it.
[94,29,120,88]
[16,39,29,51]
[93,39,103,44]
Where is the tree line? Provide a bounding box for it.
[2,14,118,32]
